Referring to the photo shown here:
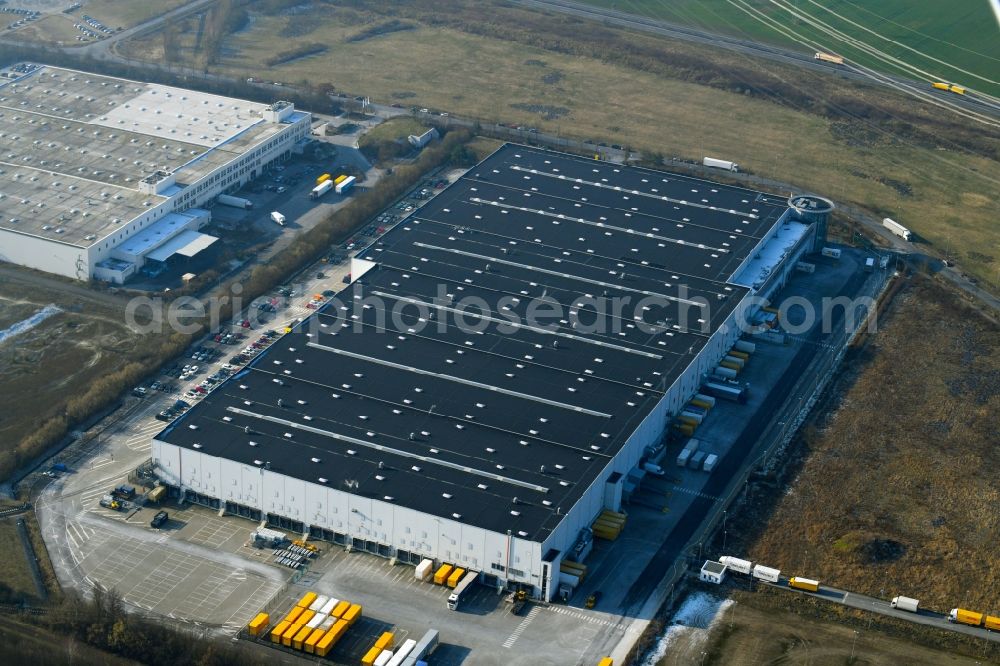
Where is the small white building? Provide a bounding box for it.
[700,560,728,585]
[0,64,312,282]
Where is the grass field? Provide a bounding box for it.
[580,0,1000,97]
[0,519,44,603]
[729,274,1000,614]
[122,1,1000,290]
[664,590,992,666]
[0,268,174,477]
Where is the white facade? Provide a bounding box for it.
[0,66,312,282]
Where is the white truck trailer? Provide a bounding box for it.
[217,194,254,210]
[703,157,738,172]
[310,179,334,199]
[335,175,356,194]
[752,564,781,583]
[719,556,753,575]
[882,217,912,241]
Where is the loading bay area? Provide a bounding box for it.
[31,153,892,664]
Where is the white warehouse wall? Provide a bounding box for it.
[0,228,89,279]
[152,439,544,588]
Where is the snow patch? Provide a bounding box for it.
[0,305,61,345]
[640,592,734,665]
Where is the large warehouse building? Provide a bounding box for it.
[153,144,824,599]
[0,64,310,282]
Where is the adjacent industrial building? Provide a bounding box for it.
[152,144,827,600]
[0,64,311,281]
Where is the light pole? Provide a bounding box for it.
[850,630,858,660]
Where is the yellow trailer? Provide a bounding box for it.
[297,609,315,626]
[317,173,331,185]
[673,423,695,436]
[331,599,350,618]
[342,603,362,625]
[284,606,305,624]
[447,567,466,588]
[949,84,966,95]
[434,563,454,585]
[932,81,950,91]
[304,628,326,654]
[328,619,349,644]
[270,620,290,643]
[362,646,383,666]
[985,615,1000,630]
[316,621,348,657]
[373,631,395,651]
[248,612,269,636]
[598,658,614,666]
[601,509,628,522]
[293,624,313,650]
[788,577,819,592]
[282,622,302,646]
[728,350,750,360]
[719,361,741,373]
[297,591,318,608]
[334,174,348,184]
[689,398,713,410]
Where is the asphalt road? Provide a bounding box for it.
[511,0,1000,119]
[757,577,1000,643]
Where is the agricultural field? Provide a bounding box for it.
[728,274,1000,613]
[121,0,1000,290]
[580,0,1000,97]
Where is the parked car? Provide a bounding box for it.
[150,511,169,528]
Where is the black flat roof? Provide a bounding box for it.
[159,144,787,542]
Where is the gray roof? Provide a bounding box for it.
[158,144,788,542]
[0,65,291,248]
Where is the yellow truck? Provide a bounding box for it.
[296,591,318,608]
[333,174,348,184]
[788,577,819,592]
[315,621,348,657]
[316,173,331,185]
[932,82,950,91]
[949,608,984,626]
[281,622,302,646]
[949,84,966,95]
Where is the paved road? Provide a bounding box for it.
[758,578,1000,643]
[511,0,1000,119]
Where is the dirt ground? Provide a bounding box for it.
[672,592,992,666]
[0,267,164,472]
[725,273,1000,614]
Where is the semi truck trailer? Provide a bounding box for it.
[336,175,356,194]
[311,179,334,199]
[703,157,738,172]
[891,596,920,613]
[217,194,254,210]
[447,571,479,610]
[789,577,819,592]
[882,217,912,241]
